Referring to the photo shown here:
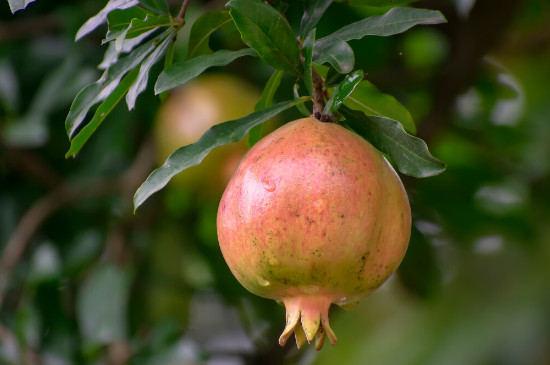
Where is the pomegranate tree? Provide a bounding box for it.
[217,117,411,350]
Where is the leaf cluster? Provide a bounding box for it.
[16,0,447,211]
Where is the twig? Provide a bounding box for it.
[0,179,119,310]
[0,139,155,312]
[310,66,334,122]
[0,14,60,42]
[203,0,227,12]
[416,0,522,142]
[2,145,63,189]
[177,0,192,22]
[107,341,132,365]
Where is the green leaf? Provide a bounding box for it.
[302,29,315,96]
[65,230,103,273]
[99,29,157,70]
[248,70,284,147]
[344,80,416,134]
[77,264,130,345]
[159,37,176,102]
[106,6,150,32]
[7,0,35,13]
[324,66,346,87]
[300,0,332,40]
[139,0,169,15]
[76,0,139,41]
[118,13,172,39]
[134,97,309,211]
[65,38,156,138]
[349,0,416,6]
[256,71,283,112]
[104,7,150,49]
[341,106,445,177]
[248,125,264,149]
[228,0,301,77]
[293,84,312,117]
[5,56,95,148]
[99,42,122,70]
[126,29,175,110]
[28,243,61,283]
[154,48,257,94]
[66,68,139,158]
[67,30,174,154]
[324,70,364,115]
[164,35,176,69]
[104,7,172,51]
[313,38,354,74]
[316,7,447,46]
[28,56,94,116]
[188,10,233,59]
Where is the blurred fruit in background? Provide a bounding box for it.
[153,73,260,200]
[146,73,262,325]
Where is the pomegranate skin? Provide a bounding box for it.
[217,117,411,349]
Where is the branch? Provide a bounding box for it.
[0,139,155,312]
[203,0,228,12]
[416,0,523,143]
[0,14,60,42]
[2,144,63,189]
[0,179,119,310]
[177,0,192,22]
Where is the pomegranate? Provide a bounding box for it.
[217,117,411,349]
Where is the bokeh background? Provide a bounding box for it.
[1,0,550,364]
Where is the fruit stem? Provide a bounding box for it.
[311,68,325,116]
[311,68,334,122]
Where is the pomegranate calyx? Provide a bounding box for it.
[278,295,337,350]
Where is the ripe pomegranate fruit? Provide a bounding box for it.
[217,117,411,349]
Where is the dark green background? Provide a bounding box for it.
[1,0,549,364]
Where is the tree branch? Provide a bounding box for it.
[2,144,63,189]
[177,0,192,22]
[0,14,60,42]
[416,0,523,143]
[0,179,119,310]
[0,139,155,312]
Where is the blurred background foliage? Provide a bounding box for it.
[1,0,549,364]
